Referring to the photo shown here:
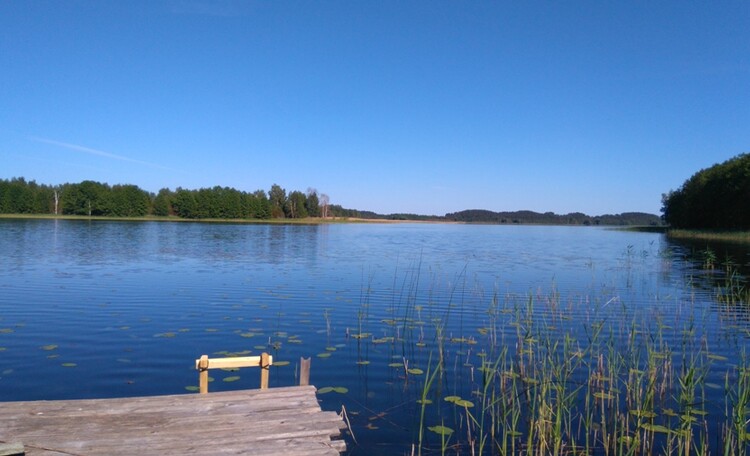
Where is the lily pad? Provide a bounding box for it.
[318,386,348,394]
[428,425,454,436]
[317,352,331,358]
[61,363,77,367]
[223,376,240,382]
[407,368,424,375]
[40,344,58,351]
[273,361,290,367]
[185,385,200,392]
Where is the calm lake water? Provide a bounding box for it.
[1,220,749,454]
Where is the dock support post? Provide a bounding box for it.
[260,352,270,389]
[300,357,311,386]
[198,355,209,394]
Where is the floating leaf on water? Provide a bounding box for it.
[239,332,255,338]
[351,333,371,339]
[356,361,371,365]
[630,410,657,419]
[455,399,474,408]
[223,376,240,382]
[444,396,462,403]
[407,368,424,375]
[254,345,267,350]
[428,425,454,436]
[0,347,6,351]
[185,386,200,392]
[273,361,290,367]
[641,423,672,434]
[154,332,176,338]
[288,339,302,344]
[388,363,402,368]
[417,399,432,405]
[61,363,77,367]
[318,387,334,394]
[0,328,14,334]
[593,392,615,400]
[332,387,348,394]
[47,354,59,359]
[372,337,394,344]
[178,328,190,332]
[415,342,426,347]
[325,347,337,352]
[317,353,331,358]
[40,344,58,351]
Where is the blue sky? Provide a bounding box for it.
[1,1,747,216]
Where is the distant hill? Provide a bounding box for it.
[445,210,662,226]
[328,204,663,226]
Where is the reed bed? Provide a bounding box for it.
[393,279,750,455]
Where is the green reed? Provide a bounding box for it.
[403,284,750,456]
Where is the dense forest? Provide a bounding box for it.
[0,178,328,220]
[1,177,661,225]
[662,153,750,230]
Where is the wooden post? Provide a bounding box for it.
[299,357,311,386]
[260,352,270,389]
[198,355,209,394]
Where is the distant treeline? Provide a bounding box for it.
[1,177,661,225]
[0,178,329,220]
[662,153,750,230]
[445,209,662,226]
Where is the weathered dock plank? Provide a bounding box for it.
[0,385,346,455]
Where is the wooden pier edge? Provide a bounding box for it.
[0,385,347,455]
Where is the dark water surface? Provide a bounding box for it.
[1,220,749,454]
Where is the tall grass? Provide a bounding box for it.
[404,283,750,455]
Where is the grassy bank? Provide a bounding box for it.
[667,229,750,243]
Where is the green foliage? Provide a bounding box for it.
[0,177,53,214]
[0,178,323,220]
[662,153,750,229]
[152,188,173,216]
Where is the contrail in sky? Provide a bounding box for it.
[29,137,177,172]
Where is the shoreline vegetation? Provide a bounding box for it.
[6,214,750,245]
[0,177,662,227]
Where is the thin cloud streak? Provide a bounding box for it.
[29,137,178,172]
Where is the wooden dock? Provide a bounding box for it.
[0,385,347,455]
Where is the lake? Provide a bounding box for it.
[1,219,749,455]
